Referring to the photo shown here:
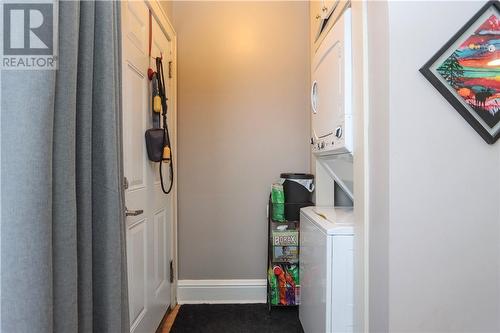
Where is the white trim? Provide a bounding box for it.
[148,1,175,42]
[177,280,267,304]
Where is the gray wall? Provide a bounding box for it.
[172,1,310,279]
[370,1,500,331]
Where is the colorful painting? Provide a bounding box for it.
[420,1,500,144]
[437,14,500,128]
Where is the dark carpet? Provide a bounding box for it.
[170,304,304,333]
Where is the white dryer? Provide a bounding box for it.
[311,8,352,156]
[299,206,354,333]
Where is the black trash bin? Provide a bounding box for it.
[280,173,314,221]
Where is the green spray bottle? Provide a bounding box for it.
[268,266,279,305]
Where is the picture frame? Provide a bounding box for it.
[420,0,500,144]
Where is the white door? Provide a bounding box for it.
[121,1,175,332]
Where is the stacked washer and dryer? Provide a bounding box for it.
[299,4,354,333]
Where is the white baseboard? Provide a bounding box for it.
[177,279,267,304]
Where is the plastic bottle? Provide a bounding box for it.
[284,269,296,305]
[273,265,287,305]
[268,267,279,305]
[288,264,300,305]
[288,264,299,284]
[271,183,285,222]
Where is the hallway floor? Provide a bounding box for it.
[166,304,303,333]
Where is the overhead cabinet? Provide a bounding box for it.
[320,0,339,19]
[311,0,349,51]
[310,0,323,43]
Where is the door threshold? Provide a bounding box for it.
[156,304,181,333]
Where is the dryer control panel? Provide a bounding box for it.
[311,117,352,156]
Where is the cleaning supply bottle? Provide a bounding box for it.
[268,266,279,305]
[284,268,296,305]
[288,264,300,305]
[273,265,287,305]
[288,264,299,284]
[271,183,285,222]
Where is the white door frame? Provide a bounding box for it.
[350,2,369,332]
[145,0,178,309]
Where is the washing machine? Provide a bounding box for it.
[299,206,354,333]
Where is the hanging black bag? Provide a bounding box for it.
[145,128,164,162]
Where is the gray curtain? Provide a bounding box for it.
[1,1,129,332]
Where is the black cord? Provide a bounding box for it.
[156,57,174,194]
[159,159,173,194]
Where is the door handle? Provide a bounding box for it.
[125,207,144,216]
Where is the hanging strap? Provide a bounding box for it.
[155,56,174,194]
[156,57,170,146]
[148,11,152,61]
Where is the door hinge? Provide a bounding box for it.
[169,260,174,283]
[123,177,129,190]
[168,61,172,79]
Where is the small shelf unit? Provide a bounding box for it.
[266,196,312,312]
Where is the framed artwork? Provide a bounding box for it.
[420,0,500,144]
